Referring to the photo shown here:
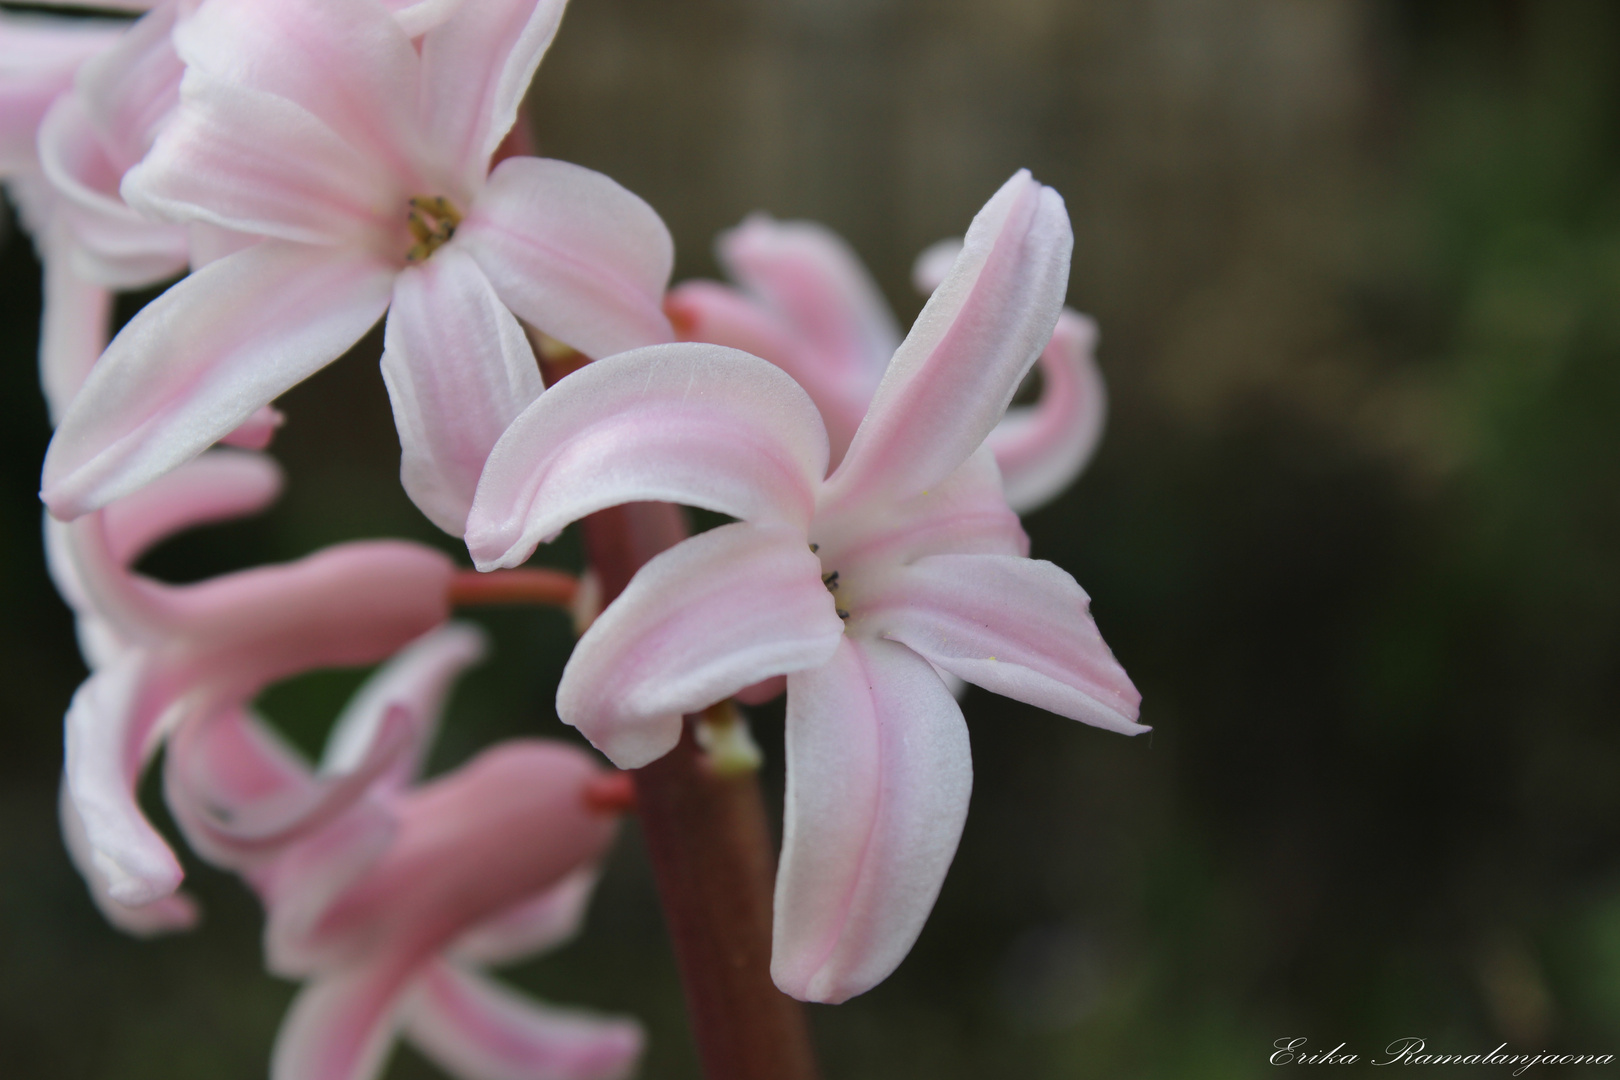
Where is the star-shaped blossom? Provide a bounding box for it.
[164,624,643,1080]
[41,0,676,534]
[50,448,455,926]
[465,170,1145,1002]
[667,213,1108,512]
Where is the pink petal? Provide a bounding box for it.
[37,95,191,287]
[219,405,285,450]
[261,802,399,976]
[121,71,400,244]
[172,0,425,188]
[159,540,456,687]
[405,961,644,1080]
[166,706,413,870]
[42,513,95,633]
[321,622,488,788]
[666,280,871,465]
[557,522,843,769]
[812,446,1027,582]
[271,958,417,1080]
[418,0,565,191]
[381,0,462,37]
[734,674,786,706]
[0,12,122,172]
[42,240,395,519]
[186,222,260,269]
[62,652,187,905]
[100,449,283,567]
[58,776,198,937]
[987,310,1107,513]
[66,515,452,685]
[465,343,828,572]
[772,637,971,1003]
[826,170,1072,510]
[458,157,674,359]
[869,553,1144,735]
[309,741,616,961]
[719,213,898,388]
[169,708,310,810]
[451,868,597,965]
[57,510,179,642]
[381,248,543,535]
[37,223,113,423]
[162,707,315,868]
[73,1,182,171]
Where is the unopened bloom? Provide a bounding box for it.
[165,624,643,1080]
[42,0,675,533]
[467,170,1144,1002]
[667,215,1108,512]
[51,448,454,923]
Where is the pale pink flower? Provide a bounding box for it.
[667,215,1108,512]
[51,448,454,925]
[0,11,124,177]
[6,1,277,432]
[164,624,643,1080]
[466,170,1145,1002]
[29,0,474,420]
[0,9,134,419]
[34,1,192,293]
[41,0,675,534]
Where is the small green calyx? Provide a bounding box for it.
[405,195,462,263]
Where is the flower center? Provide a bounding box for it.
[404,195,462,263]
[810,543,850,622]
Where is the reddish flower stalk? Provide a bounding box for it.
[580,500,820,1080]
[447,566,578,608]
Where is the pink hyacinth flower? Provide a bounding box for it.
[23,0,459,427]
[0,9,131,420]
[466,170,1145,1003]
[51,448,454,926]
[42,0,675,534]
[667,213,1108,512]
[28,0,475,421]
[164,624,643,1080]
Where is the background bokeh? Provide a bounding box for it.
[4,0,1620,1075]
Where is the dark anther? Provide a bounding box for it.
[809,543,820,553]
[836,608,850,620]
[822,571,840,591]
[405,195,462,263]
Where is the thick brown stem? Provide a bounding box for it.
[634,720,819,1080]
[579,501,820,1080]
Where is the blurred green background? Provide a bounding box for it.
[4,0,1620,1075]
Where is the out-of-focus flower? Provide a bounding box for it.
[466,170,1144,1003]
[41,0,676,533]
[165,624,644,1080]
[667,215,1108,513]
[50,447,454,925]
[1,8,136,420]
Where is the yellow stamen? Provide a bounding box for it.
[404,194,463,263]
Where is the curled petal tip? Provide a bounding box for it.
[96,846,186,908]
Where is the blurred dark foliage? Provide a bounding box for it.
[2,0,1619,1076]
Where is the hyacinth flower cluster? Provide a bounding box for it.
[5,0,1144,1074]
